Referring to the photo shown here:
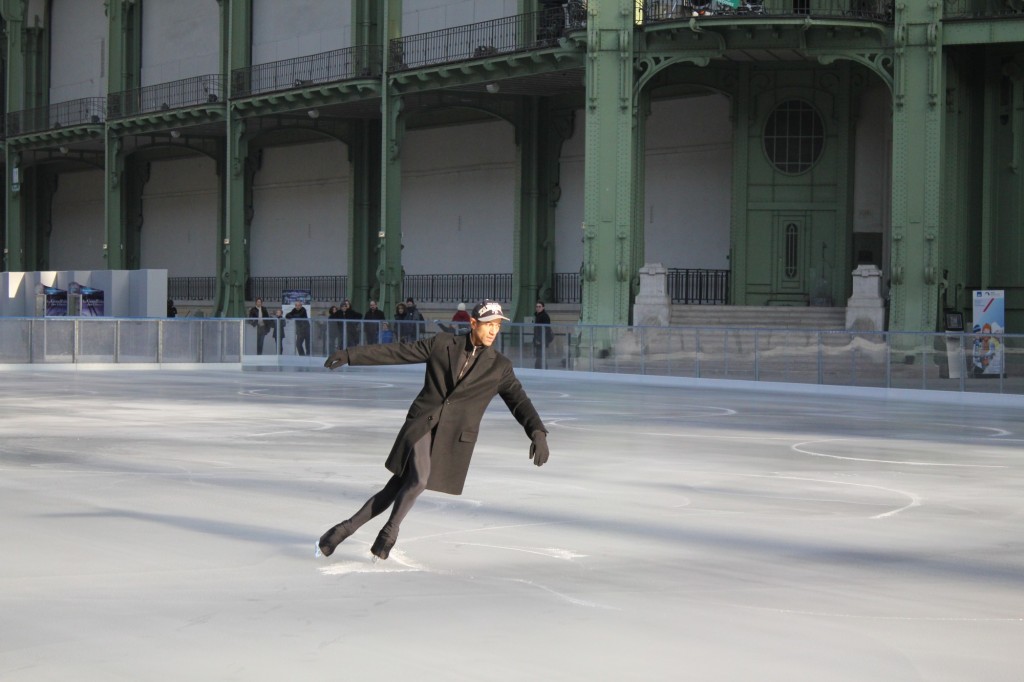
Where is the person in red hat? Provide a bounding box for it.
[318,299,550,560]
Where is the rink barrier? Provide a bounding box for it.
[0,316,1020,396]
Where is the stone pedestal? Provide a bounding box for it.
[845,264,886,331]
[632,262,671,327]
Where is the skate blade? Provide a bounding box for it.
[315,543,323,559]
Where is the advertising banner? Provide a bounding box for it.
[36,285,68,316]
[971,290,1005,377]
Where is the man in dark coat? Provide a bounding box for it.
[317,300,550,560]
[363,299,386,344]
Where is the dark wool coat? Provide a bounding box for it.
[345,333,546,495]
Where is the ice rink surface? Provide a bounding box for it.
[2,365,1023,681]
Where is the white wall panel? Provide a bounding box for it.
[50,171,105,271]
[141,0,220,86]
[250,141,349,276]
[252,0,348,65]
[140,157,219,277]
[49,0,107,102]
[643,94,733,269]
[401,120,515,274]
[555,95,733,273]
[402,0,507,35]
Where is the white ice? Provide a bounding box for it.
[1,366,1023,681]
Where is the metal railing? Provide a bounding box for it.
[6,97,106,137]
[2,317,1021,398]
[944,0,1024,18]
[639,0,894,22]
[231,45,383,98]
[108,74,224,119]
[168,270,730,305]
[668,268,730,304]
[402,274,513,303]
[390,5,585,71]
[246,276,350,303]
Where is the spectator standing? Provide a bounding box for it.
[286,300,311,356]
[533,300,553,369]
[248,297,272,355]
[271,309,286,354]
[327,305,343,351]
[404,297,425,340]
[363,299,386,344]
[394,302,414,343]
[340,299,363,347]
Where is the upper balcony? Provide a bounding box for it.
[107,74,226,133]
[6,96,105,143]
[231,44,383,118]
[639,0,894,23]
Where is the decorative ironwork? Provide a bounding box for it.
[6,97,105,137]
[391,5,585,72]
[402,274,513,303]
[639,0,894,22]
[108,74,224,120]
[232,45,383,98]
[667,268,730,304]
[944,0,1024,18]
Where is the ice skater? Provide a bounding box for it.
[317,300,550,560]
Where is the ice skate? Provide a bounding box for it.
[317,521,355,558]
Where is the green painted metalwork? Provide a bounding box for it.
[580,0,638,327]
[888,1,944,333]
[348,119,381,307]
[378,0,404,315]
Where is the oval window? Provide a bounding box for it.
[763,100,824,175]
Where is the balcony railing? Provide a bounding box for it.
[640,0,893,22]
[668,268,730,304]
[169,269,729,306]
[391,5,585,72]
[231,45,383,98]
[6,97,105,137]
[944,0,1024,18]
[108,74,224,119]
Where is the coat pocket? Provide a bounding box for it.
[458,431,478,443]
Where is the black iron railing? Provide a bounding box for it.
[247,276,350,303]
[108,74,224,119]
[668,268,730,304]
[391,5,585,72]
[402,274,513,303]
[232,45,383,98]
[553,272,582,304]
[944,0,1024,18]
[6,97,105,136]
[169,269,729,306]
[168,277,217,302]
[640,0,893,22]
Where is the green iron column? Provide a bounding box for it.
[377,0,404,315]
[888,2,944,333]
[580,0,637,326]
[104,0,140,271]
[512,98,573,321]
[348,119,382,306]
[3,0,26,271]
[216,0,253,317]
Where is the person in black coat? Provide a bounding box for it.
[317,300,550,561]
[286,300,310,356]
[363,299,386,344]
[248,297,272,355]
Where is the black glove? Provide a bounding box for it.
[324,349,349,370]
[529,431,549,467]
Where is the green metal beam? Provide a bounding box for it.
[580,0,638,327]
[378,0,404,315]
[888,1,944,333]
[348,119,381,307]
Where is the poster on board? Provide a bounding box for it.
[971,290,1005,378]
